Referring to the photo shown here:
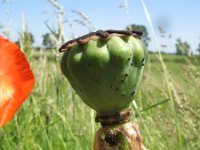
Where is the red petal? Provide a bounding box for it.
[0,36,35,127]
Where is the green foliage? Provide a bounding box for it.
[42,33,57,49]
[20,31,35,45]
[126,24,150,47]
[175,38,191,56]
[197,43,200,55]
[16,31,35,55]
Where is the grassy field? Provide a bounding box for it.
[0,49,199,150]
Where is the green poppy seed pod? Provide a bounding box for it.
[60,30,147,115]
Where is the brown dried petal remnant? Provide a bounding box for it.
[59,29,143,52]
[95,109,132,126]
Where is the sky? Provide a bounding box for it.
[0,0,200,53]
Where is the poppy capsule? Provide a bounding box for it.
[0,36,35,127]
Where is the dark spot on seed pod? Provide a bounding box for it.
[115,88,119,91]
[105,132,118,146]
[141,58,145,66]
[122,94,125,97]
[142,58,145,62]
[79,88,82,92]
[121,79,124,83]
[125,73,128,78]
[131,91,135,96]
[110,85,114,89]
[127,58,131,61]
[131,63,133,66]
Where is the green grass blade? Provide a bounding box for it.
[142,98,170,112]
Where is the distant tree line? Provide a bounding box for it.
[42,33,57,49]
[175,38,192,56]
[197,42,200,55]
[126,24,150,47]
[15,24,200,56]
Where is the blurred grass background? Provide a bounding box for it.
[0,0,200,150]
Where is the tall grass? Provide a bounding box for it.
[0,0,200,150]
[139,0,183,149]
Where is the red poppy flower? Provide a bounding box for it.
[0,36,35,127]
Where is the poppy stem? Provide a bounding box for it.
[93,109,147,150]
